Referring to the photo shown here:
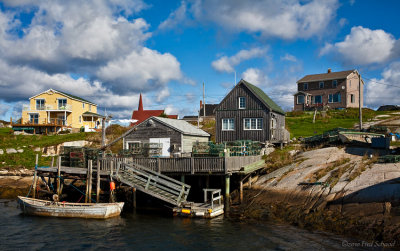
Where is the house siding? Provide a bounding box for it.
[294,72,363,111]
[215,83,286,143]
[21,91,100,129]
[124,119,208,155]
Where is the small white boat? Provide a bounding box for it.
[18,196,124,219]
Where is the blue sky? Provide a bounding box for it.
[1,0,400,123]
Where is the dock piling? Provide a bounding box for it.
[88,160,93,202]
[225,174,230,212]
[57,156,61,196]
[96,160,100,203]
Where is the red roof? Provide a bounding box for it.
[130,94,178,126]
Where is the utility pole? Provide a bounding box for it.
[203,82,205,121]
[359,72,362,131]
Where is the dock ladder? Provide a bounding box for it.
[113,162,191,206]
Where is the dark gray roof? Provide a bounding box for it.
[297,70,355,83]
[199,104,218,116]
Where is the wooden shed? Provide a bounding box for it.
[123,116,210,157]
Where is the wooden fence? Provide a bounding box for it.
[98,155,262,175]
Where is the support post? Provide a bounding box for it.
[157,158,161,173]
[57,156,61,196]
[239,180,243,204]
[191,157,194,174]
[96,160,100,203]
[225,174,230,212]
[359,73,362,131]
[180,175,185,183]
[32,171,38,198]
[51,157,54,168]
[132,187,136,210]
[88,160,93,202]
[249,176,252,188]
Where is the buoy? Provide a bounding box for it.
[110,181,116,191]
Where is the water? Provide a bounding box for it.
[0,200,367,250]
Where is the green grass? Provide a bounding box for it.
[0,131,96,169]
[285,108,394,138]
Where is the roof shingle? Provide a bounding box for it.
[297,70,355,83]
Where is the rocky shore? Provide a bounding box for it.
[232,147,400,245]
[0,169,33,199]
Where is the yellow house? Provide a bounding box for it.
[14,89,104,134]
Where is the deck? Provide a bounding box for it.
[36,155,263,176]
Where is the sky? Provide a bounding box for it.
[1,0,400,123]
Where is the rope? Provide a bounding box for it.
[58,176,96,203]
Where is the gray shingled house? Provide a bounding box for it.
[215,79,288,143]
[123,116,210,157]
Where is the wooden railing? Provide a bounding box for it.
[98,155,262,174]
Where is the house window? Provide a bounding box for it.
[351,94,355,103]
[89,104,92,111]
[79,116,82,123]
[244,118,263,130]
[127,141,141,150]
[304,83,308,90]
[333,80,337,88]
[58,99,67,109]
[319,82,324,88]
[222,118,234,131]
[238,97,246,109]
[328,93,341,103]
[83,103,85,109]
[313,95,322,104]
[297,95,305,104]
[30,114,39,124]
[36,99,45,110]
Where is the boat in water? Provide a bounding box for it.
[18,196,124,219]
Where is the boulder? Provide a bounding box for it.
[6,148,17,154]
[0,149,3,155]
[17,149,24,153]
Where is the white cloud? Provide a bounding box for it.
[158,1,188,30]
[156,88,170,102]
[320,26,398,65]
[0,1,189,120]
[365,61,400,108]
[192,0,339,39]
[241,68,269,87]
[280,53,297,62]
[97,48,182,93]
[212,47,267,73]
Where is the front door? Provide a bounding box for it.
[149,138,170,157]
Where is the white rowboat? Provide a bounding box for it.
[18,196,124,219]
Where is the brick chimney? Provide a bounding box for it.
[327,68,332,73]
[200,100,203,109]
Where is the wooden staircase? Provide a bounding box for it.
[113,162,191,206]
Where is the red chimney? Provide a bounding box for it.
[138,93,143,111]
[200,100,203,109]
[327,68,332,73]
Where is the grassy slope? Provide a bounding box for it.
[0,128,96,169]
[286,108,392,138]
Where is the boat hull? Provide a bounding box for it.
[18,196,124,219]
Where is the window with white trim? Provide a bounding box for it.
[328,93,341,103]
[244,118,263,130]
[304,83,308,90]
[83,103,85,109]
[297,95,305,104]
[222,118,234,130]
[319,82,324,88]
[30,113,39,124]
[238,97,246,109]
[333,80,337,88]
[127,141,141,150]
[58,99,67,109]
[36,99,45,110]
